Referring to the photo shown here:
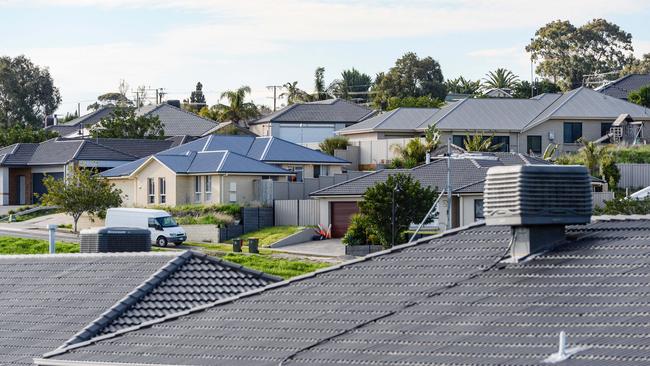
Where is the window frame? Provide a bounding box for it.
[474,199,484,220]
[527,135,542,155]
[147,178,155,204]
[204,175,212,201]
[158,177,166,204]
[563,122,583,143]
[228,181,237,203]
[194,176,202,203]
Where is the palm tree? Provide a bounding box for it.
[423,125,440,152]
[314,67,329,100]
[463,133,502,152]
[578,138,606,176]
[445,76,481,95]
[483,68,520,89]
[336,68,372,102]
[280,81,310,105]
[391,138,428,168]
[213,86,260,127]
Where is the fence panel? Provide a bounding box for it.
[274,200,321,226]
[617,163,650,189]
[592,192,614,208]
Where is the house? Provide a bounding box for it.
[309,151,554,237]
[101,135,349,207]
[0,250,279,365]
[45,102,221,138]
[38,173,650,365]
[249,98,376,144]
[338,87,650,155]
[483,87,514,98]
[337,107,440,140]
[0,137,178,205]
[596,73,650,100]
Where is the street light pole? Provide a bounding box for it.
[391,182,400,247]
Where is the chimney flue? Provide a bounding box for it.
[483,165,592,261]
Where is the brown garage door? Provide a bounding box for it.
[330,201,359,238]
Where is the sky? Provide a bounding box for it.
[2,0,650,115]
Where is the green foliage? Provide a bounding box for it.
[91,107,164,139]
[342,213,379,246]
[335,68,372,102]
[280,81,311,105]
[313,67,329,101]
[556,141,621,187]
[594,197,650,215]
[359,173,437,247]
[386,96,444,110]
[526,19,633,90]
[220,253,330,279]
[542,143,559,160]
[600,155,621,188]
[390,138,428,168]
[154,203,241,225]
[373,52,447,109]
[482,68,519,89]
[0,125,59,147]
[513,79,561,98]
[40,166,123,232]
[445,76,481,95]
[610,145,650,163]
[190,82,206,104]
[319,136,349,155]
[628,86,650,108]
[0,237,79,255]
[0,55,61,128]
[229,226,304,247]
[424,125,441,152]
[621,53,650,75]
[203,86,260,126]
[97,92,131,106]
[463,134,502,152]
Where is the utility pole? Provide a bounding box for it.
[77,102,80,117]
[446,137,452,231]
[266,85,282,111]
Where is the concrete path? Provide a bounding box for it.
[0,213,80,242]
[274,238,345,257]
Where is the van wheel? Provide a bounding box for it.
[156,236,168,247]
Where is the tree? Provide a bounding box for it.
[391,138,428,168]
[319,136,349,155]
[463,134,502,152]
[342,213,379,246]
[526,19,634,90]
[334,68,373,102]
[359,173,437,247]
[621,53,650,75]
[445,76,481,95]
[629,86,650,108]
[0,125,59,147]
[40,166,123,232]
[280,81,310,104]
[424,125,440,152]
[386,96,444,110]
[90,107,165,139]
[578,138,606,176]
[0,55,61,128]
[313,67,329,101]
[97,92,131,107]
[208,86,260,126]
[190,82,206,105]
[513,79,561,98]
[594,196,650,215]
[373,52,447,109]
[483,68,519,90]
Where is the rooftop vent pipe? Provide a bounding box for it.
[483,165,592,261]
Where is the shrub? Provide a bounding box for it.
[319,136,349,155]
[342,214,379,246]
[594,196,650,215]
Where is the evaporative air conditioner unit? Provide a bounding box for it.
[483,165,593,226]
[80,227,151,253]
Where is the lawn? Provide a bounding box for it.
[227,226,306,247]
[0,237,79,254]
[218,253,331,279]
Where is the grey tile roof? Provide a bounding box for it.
[85,138,178,158]
[0,143,39,165]
[311,152,547,197]
[136,103,219,136]
[596,73,650,100]
[44,107,115,135]
[27,139,85,165]
[252,99,376,124]
[42,218,650,366]
[525,87,650,130]
[0,250,278,365]
[338,107,439,134]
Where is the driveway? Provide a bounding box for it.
[274,238,345,257]
[0,213,80,243]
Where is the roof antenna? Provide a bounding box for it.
[543,331,589,363]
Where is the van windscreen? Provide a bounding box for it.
[156,216,178,228]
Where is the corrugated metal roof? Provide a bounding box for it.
[252,99,375,124]
[338,107,439,134]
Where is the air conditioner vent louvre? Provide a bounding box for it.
[484,165,592,226]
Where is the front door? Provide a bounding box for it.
[18,175,25,205]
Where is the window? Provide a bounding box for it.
[313,165,330,178]
[527,135,542,154]
[229,182,237,202]
[452,135,465,148]
[474,199,484,220]
[204,176,212,201]
[288,166,304,182]
[563,122,582,143]
[194,176,201,203]
[601,122,613,143]
[313,165,321,178]
[147,178,155,204]
[158,178,166,204]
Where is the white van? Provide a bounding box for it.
[105,208,187,247]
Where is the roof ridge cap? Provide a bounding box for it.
[310,170,381,196]
[59,251,192,347]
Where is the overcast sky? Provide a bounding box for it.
[2,0,650,115]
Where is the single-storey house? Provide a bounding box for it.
[102,135,349,207]
[0,137,177,205]
[338,87,650,155]
[596,73,650,100]
[337,107,441,140]
[0,250,278,365]
[249,98,376,144]
[39,213,650,366]
[45,102,222,138]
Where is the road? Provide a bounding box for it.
[0,227,80,243]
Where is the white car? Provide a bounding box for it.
[105,208,187,247]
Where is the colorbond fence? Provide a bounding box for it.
[274,200,320,226]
